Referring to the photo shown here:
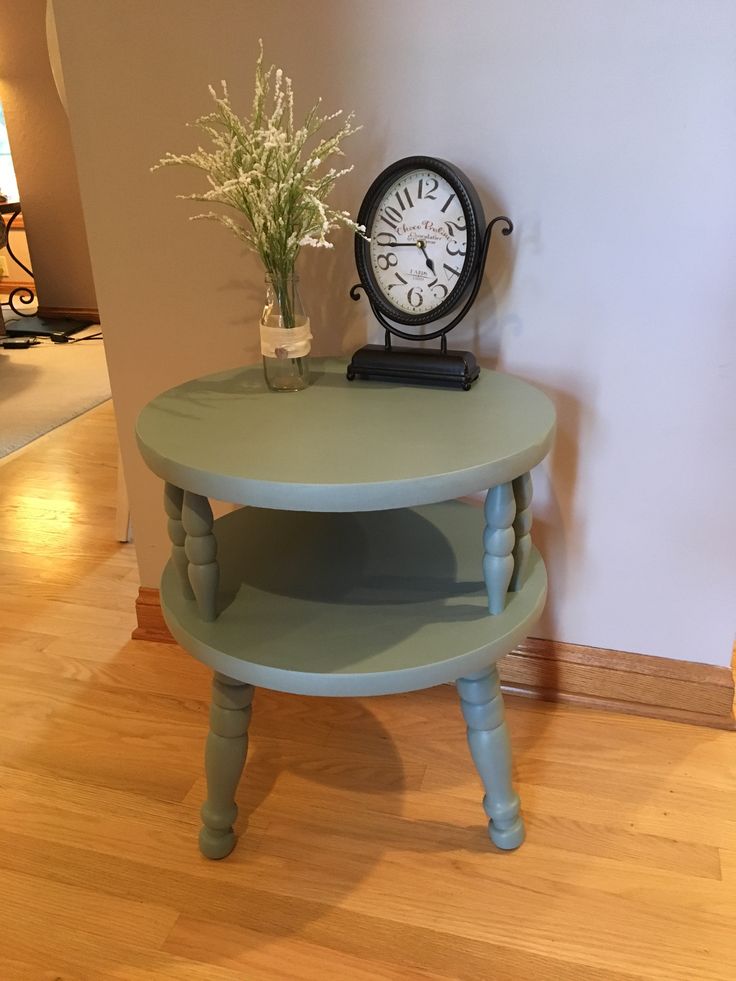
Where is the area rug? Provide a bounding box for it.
[0,323,111,458]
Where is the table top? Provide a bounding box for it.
[137,359,555,511]
[161,502,547,695]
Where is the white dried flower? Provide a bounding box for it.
[153,39,365,296]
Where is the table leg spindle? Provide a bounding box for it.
[182,491,219,621]
[200,673,255,860]
[483,482,516,614]
[163,482,194,599]
[457,667,525,850]
[509,472,533,592]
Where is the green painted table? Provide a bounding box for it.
[137,360,556,858]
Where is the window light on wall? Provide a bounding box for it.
[0,103,19,202]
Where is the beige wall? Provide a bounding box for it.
[53,0,736,668]
[0,0,96,310]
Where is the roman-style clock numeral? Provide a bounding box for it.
[447,238,466,257]
[444,218,466,237]
[443,263,461,279]
[375,251,398,270]
[387,272,408,292]
[417,176,438,200]
[378,212,399,231]
[428,278,449,300]
[394,188,413,210]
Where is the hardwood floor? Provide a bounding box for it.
[1,401,735,980]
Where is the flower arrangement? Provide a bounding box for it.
[154,42,364,334]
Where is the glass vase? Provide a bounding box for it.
[260,274,311,392]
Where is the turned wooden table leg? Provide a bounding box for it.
[483,482,516,615]
[182,491,219,621]
[457,666,525,850]
[163,482,194,599]
[509,472,533,592]
[199,672,255,860]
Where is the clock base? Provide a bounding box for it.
[347,345,480,391]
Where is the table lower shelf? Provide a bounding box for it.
[161,501,547,696]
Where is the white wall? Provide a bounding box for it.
[53,0,736,667]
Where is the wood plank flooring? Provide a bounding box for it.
[1,401,734,980]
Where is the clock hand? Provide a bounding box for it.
[380,239,435,272]
[416,239,435,274]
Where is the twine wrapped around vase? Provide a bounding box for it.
[259,322,312,360]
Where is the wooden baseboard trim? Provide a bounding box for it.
[133,587,736,729]
[133,587,176,644]
[37,304,100,322]
[0,291,99,324]
[1,278,34,296]
[498,638,735,730]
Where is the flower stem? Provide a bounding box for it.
[268,271,295,329]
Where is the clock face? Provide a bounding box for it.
[355,157,484,328]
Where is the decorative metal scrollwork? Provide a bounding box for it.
[351,215,513,352]
[1,206,37,317]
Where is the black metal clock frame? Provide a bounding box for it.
[348,156,513,390]
[353,156,486,327]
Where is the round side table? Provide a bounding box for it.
[137,360,556,859]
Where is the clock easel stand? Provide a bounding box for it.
[348,216,513,391]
